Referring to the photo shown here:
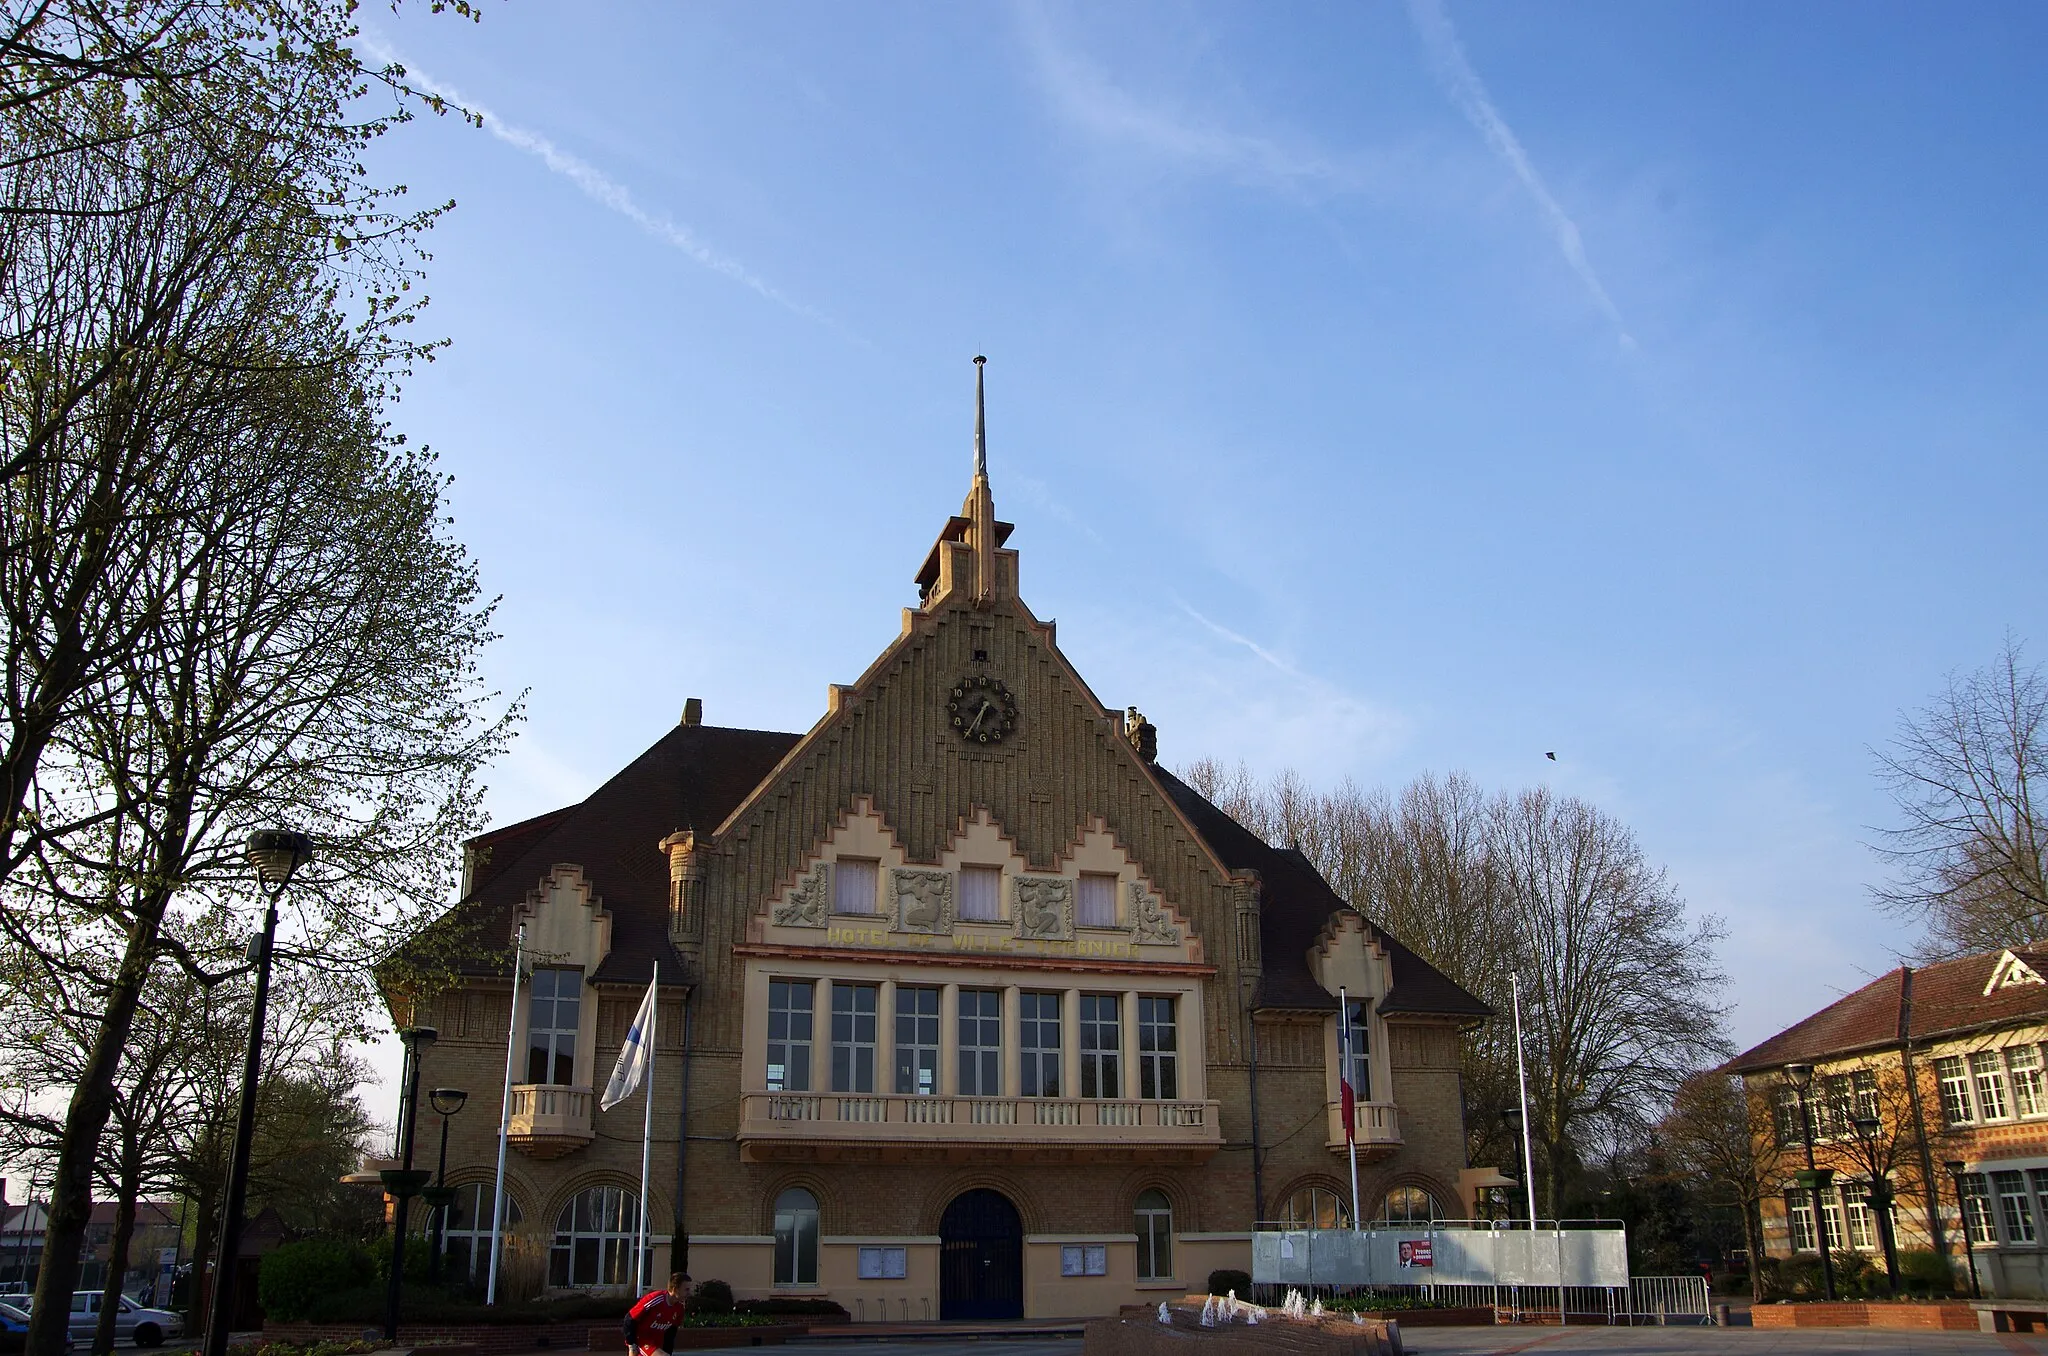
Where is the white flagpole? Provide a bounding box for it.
[1340,987,1360,1233]
[487,923,525,1305]
[1510,975,1538,1231]
[636,961,658,1292]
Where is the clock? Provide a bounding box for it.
[947,676,1018,744]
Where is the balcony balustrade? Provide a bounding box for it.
[507,1083,594,1159]
[1325,1099,1402,1158]
[738,1090,1221,1164]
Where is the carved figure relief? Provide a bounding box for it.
[772,862,830,928]
[892,868,955,935]
[1129,881,1182,945]
[1012,875,1074,941]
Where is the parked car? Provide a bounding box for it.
[0,1299,75,1352]
[63,1294,180,1348]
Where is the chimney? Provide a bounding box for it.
[681,697,703,727]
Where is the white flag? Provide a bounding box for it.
[600,976,658,1111]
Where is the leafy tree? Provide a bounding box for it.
[1659,1073,1778,1301]
[1875,636,2048,956]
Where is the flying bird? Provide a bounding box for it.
[1545,752,1557,761]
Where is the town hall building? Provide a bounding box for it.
[397,364,1492,1319]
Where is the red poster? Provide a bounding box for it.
[1399,1239,1434,1268]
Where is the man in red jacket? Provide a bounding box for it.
[623,1273,692,1356]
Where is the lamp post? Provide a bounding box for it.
[382,1027,438,1340]
[1501,1107,1528,1227]
[1849,1114,1901,1297]
[201,830,314,1356]
[1781,1063,1838,1302]
[422,1088,468,1285]
[1944,1160,1983,1299]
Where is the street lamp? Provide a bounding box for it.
[1500,1108,1525,1227]
[382,1027,439,1340]
[201,830,314,1356]
[1849,1114,1901,1297]
[422,1088,468,1285]
[1781,1063,1838,1302]
[1943,1160,1983,1299]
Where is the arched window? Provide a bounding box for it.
[773,1188,819,1286]
[1376,1186,1440,1226]
[550,1186,639,1288]
[442,1183,523,1282]
[1134,1189,1173,1280]
[1278,1186,1348,1229]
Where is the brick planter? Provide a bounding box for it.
[1750,1302,1978,1330]
[264,1321,596,1354]
[1342,1309,1492,1328]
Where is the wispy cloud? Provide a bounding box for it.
[359,37,833,326]
[1177,600,1308,680]
[1016,7,1367,198]
[1405,0,1633,347]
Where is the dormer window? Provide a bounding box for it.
[527,968,581,1086]
[832,858,879,915]
[959,865,1001,921]
[1342,997,1371,1100]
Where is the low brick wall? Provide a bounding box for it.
[1089,1303,1399,1356]
[1343,1309,1491,1328]
[584,1323,806,1350]
[1750,1302,1978,1330]
[264,1321,594,1354]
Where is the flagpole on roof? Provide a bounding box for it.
[486,923,525,1305]
[1340,986,1361,1233]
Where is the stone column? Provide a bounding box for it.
[1123,990,1142,1101]
[879,978,897,1097]
[1002,985,1022,1099]
[940,982,960,1098]
[816,978,834,1094]
[1062,988,1082,1100]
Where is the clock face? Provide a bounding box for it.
[947,676,1018,744]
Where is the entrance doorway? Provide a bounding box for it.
[939,1189,1023,1320]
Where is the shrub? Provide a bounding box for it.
[1328,1291,1461,1312]
[1206,1270,1252,1298]
[258,1240,373,1322]
[734,1298,848,1319]
[689,1280,734,1315]
[1898,1248,1957,1295]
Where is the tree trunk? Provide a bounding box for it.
[93,1182,139,1356]
[1742,1197,1767,1303]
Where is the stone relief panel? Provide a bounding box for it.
[772,862,830,928]
[1012,875,1074,941]
[1129,881,1183,945]
[892,868,955,935]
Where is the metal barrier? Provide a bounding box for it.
[1627,1276,1713,1324]
[1252,1222,1629,1289]
[1241,1275,1718,1326]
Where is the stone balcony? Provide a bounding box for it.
[1324,1100,1402,1159]
[738,1090,1222,1164]
[507,1083,594,1158]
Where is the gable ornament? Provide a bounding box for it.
[773,862,830,928]
[1012,875,1074,941]
[892,868,955,935]
[1985,948,2046,996]
[1130,880,1182,945]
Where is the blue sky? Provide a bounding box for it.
[352,0,2046,1095]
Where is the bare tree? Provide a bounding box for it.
[1660,1073,1778,1301]
[1875,637,2048,957]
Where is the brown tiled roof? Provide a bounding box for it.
[439,722,802,987]
[1726,945,2048,1072]
[1154,768,1491,1021]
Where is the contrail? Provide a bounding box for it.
[360,36,833,326]
[1406,0,1633,347]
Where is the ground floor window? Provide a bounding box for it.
[550,1185,639,1288]
[774,1187,819,1286]
[444,1183,524,1281]
[1960,1173,1997,1245]
[1277,1185,1348,1229]
[1785,1188,1817,1252]
[1376,1186,1439,1226]
[1135,1189,1173,1279]
[1840,1182,1875,1251]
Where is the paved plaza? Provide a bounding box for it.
[777,1329,2048,1356]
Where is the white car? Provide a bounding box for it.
[64,1294,182,1348]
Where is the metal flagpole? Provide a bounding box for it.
[636,962,658,1291]
[1511,975,1559,1324]
[486,924,525,1305]
[1339,987,1360,1232]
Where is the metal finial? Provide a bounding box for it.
[973,356,987,478]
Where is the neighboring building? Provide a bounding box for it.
[1728,946,2048,1298]
[393,379,1493,1319]
[0,1199,181,1299]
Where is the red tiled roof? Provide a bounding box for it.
[1726,945,2048,1072]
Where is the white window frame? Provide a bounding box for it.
[1937,1056,1975,1125]
[959,865,1002,922]
[1077,872,1118,928]
[832,857,879,915]
[1973,1051,2014,1121]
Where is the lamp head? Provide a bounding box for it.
[429,1087,468,1117]
[1783,1062,1814,1092]
[399,1026,438,1049]
[1852,1114,1881,1139]
[1944,1159,1968,1178]
[245,829,314,892]
[1501,1106,1524,1133]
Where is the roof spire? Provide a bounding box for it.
[973,355,987,480]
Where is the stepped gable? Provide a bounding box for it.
[1153,766,1490,1020]
[451,721,800,985]
[1728,945,2048,1072]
